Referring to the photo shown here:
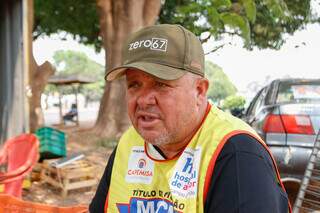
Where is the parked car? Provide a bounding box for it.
[242,78,320,204]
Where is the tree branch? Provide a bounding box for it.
[204,44,225,55]
[199,33,211,44]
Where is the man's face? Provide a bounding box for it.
[126,69,203,147]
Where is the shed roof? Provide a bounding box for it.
[48,74,96,85]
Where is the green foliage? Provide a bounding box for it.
[48,50,105,101]
[159,0,318,49]
[222,95,246,110]
[242,0,256,23]
[212,0,232,9]
[220,12,251,46]
[205,61,237,103]
[34,0,102,51]
[33,0,319,52]
[53,50,103,75]
[251,0,314,49]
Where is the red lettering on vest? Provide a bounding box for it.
[127,169,153,176]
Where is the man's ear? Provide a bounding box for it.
[196,78,209,102]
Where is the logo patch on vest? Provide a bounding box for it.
[169,147,202,198]
[126,146,154,184]
[117,197,181,213]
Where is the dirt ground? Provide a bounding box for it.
[22,123,115,207]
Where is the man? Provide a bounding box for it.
[90,24,291,213]
[63,103,78,124]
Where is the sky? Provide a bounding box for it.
[204,23,320,92]
[33,21,320,97]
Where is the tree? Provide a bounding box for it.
[33,0,161,138]
[28,0,55,132]
[34,0,101,50]
[159,0,318,50]
[206,61,237,104]
[222,95,246,111]
[33,0,320,139]
[53,50,104,76]
[51,50,105,104]
[32,0,102,132]
[93,0,162,138]
[222,95,246,117]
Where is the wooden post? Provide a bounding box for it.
[58,88,63,125]
[74,84,79,126]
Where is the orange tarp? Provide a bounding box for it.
[0,194,88,213]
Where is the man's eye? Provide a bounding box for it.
[127,82,140,89]
[156,82,167,87]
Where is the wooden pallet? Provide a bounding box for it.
[31,162,43,181]
[40,159,97,197]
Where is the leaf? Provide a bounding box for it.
[220,13,251,46]
[241,0,256,23]
[160,0,315,49]
[207,7,223,33]
[178,2,201,14]
[212,0,232,10]
[262,0,290,19]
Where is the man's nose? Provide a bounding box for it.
[136,90,156,107]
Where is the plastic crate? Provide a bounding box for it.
[35,127,67,160]
[39,144,66,159]
[36,127,66,142]
[38,138,66,149]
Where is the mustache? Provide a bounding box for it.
[135,106,162,117]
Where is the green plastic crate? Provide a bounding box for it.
[35,127,67,160]
[39,143,66,159]
[37,137,66,148]
[36,127,65,142]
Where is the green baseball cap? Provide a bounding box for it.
[106,24,204,81]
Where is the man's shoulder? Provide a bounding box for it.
[219,133,270,160]
[206,106,256,135]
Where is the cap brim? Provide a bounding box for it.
[105,62,186,81]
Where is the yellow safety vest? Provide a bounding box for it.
[105,104,289,213]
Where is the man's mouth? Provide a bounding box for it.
[140,115,156,121]
[136,113,161,128]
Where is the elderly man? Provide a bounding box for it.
[90,24,291,213]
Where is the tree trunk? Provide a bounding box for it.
[94,0,161,139]
[28,0,55,132]
[29,59,55,132]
